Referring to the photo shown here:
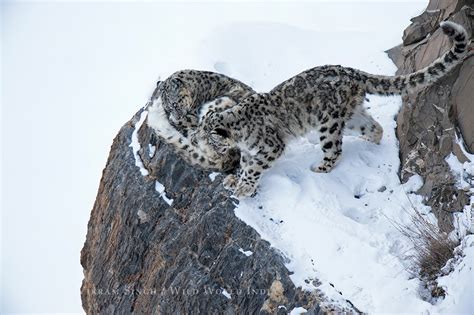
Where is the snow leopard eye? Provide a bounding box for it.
[213,128,230,138]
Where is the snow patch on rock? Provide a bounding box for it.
[129,110,149,176]
[155,181,174,206]
[221,288,231,299]
[239,248,253,257]
[209,172,220,182]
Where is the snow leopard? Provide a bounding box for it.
[148,70,255,171]
[154,69,254,135]
[188,21,471,198]
[148,96,243,171]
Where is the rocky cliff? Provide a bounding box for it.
[81,1,473,313]
[387,0,473,231]
[80,105,357,313]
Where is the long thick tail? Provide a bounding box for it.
[363,21,470,95]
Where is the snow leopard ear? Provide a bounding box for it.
[214,128,230,138]
[167,77,184,89]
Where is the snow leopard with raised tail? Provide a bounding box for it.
[148,70,255,171]
[154,69,254,135]
[190,21,471,198]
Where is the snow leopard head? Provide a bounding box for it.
[160,77,194,119]
[190,110,236,156]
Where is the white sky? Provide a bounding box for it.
[1,1,426,313]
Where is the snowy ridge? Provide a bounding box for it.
[129,110,150,176]
[130,107,175,207]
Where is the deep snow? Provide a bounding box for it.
[4,1,472,314]
[233,94,472,313]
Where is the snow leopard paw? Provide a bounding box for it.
[233,181,257,198]
[223,174,238,190]
[310,162,333,173]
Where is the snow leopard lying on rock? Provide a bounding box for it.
[188,21,470,198]
[148,70,255,171]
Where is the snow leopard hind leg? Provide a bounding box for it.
[346,105,383,144]
[311,112,344,173]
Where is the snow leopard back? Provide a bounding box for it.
[193,21,470,198]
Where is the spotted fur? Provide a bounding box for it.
[191,21,470,198]
[147,70,256,171]
[147,97,240,171]
[155,69,254,134]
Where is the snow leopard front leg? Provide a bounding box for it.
[223,151,254,193]
[228,136,285,198]
[198,97,237,123]
[169,112,199,132]
[147,98,235,170]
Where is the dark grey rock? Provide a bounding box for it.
[452,56,474,152]
[80,105,358,314]
[403,10,441,46]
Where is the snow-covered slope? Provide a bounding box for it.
[234,95,432,313]
[4,1,473,313]
[195,14,474,315]
[232,89,473,313]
